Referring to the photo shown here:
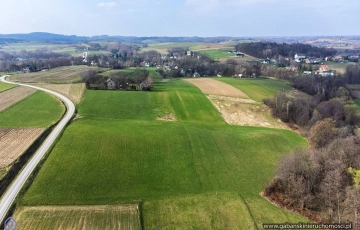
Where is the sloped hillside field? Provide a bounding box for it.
[20,78,308,229]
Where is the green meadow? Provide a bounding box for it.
[20,76,308,228]
[216,77,292,102]
[198,49,236,59]
[0,91,64,127]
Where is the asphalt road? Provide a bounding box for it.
[0,76,75,223]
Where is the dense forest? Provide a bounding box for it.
[235,42,337,59]
[264,65,360,226]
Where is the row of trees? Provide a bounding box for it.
[265,91,356,129]
[235,42,337,60]
[344,63,360,84]
[82,68,152,91]
[0,50,80,72]
[0,50,70,61]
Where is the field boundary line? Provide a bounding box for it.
[239,194,259,230]
[0,75,75,224]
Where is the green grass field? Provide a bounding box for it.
[198,49,238,59]
[0,82,16,92]
[216,77,292,102]
[20,76,308,228]
[0,91,64,127]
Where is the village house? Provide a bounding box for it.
[193,72,200,78]
[106,78,116,90]
[294,53,306,62]
[317,65,334,77]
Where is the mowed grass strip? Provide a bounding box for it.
[143,193,308,229]
[0,91,64,127]
[13,205,141,230]
[143,193,256,229]
[0,83,16,92]
[216,78,292,102]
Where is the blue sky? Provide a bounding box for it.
[1,0,359,37]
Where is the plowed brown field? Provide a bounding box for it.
[0,86,36,112]
[31,83,85,104]
[14,204,141,230]
[0,128,45,168]
[185,78,250,98]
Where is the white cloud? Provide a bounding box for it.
[98,2,117,7]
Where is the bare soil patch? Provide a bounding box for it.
[31,83,85,104]
[157,113,176,121]
[185,78,250,98]
[0,86,36,112]
[14,204,141,230]
[0,128,45,168]
[186,78,289,129]
[207,95,290,129]
[9,66,90,84]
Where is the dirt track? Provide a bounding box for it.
[0,128,45,168]
[0,86,36,112]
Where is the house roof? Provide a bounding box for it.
[319,65,329,71]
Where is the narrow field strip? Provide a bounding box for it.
[0,86,36,112]
[30,83,86,104]
[0,128,45,168]
[9,66,93,83]
[0,83,16,93]
[185,78,250,98]
[14,204,141,230]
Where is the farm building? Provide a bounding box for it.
[294,53,306,62]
